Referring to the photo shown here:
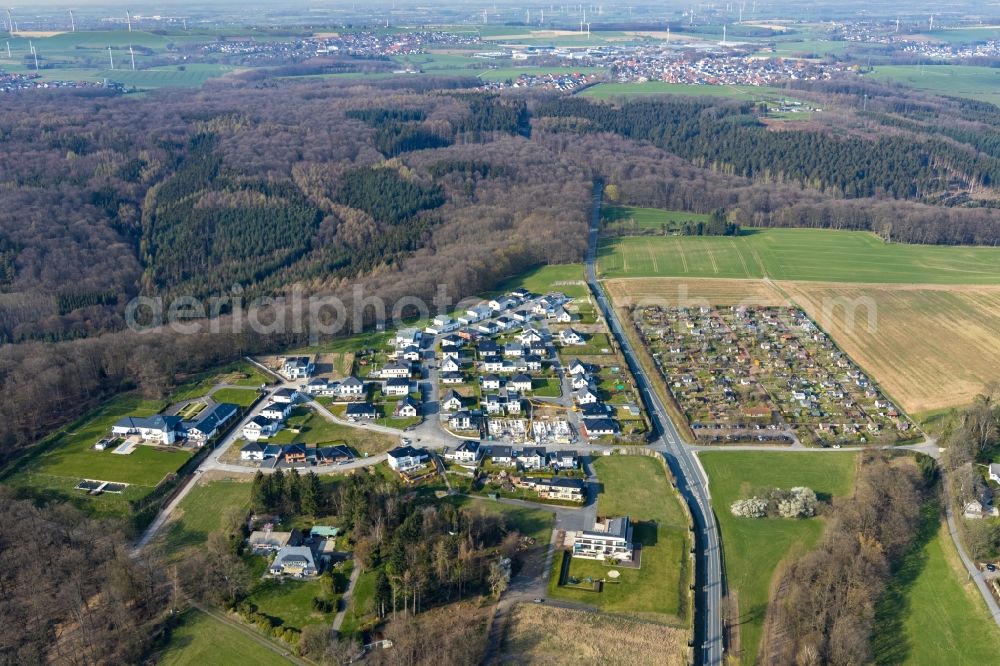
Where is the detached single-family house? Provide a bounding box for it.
[337,376,365,398]
[345,402,377,420]
[440,356,461,373]
[481,374,503,391]
[516,446,547,470]
[381,362,412,379]
[260,402,292,422]
[384,377,411,397]
[249,528,300,553]
[574,387,600,405]
[547,450,578,470]
[571,374,593,390]
[240,441,267,461]
[489,296,516,312]
[553,307,574,323]
[446,440,482,465]
[305,378,329,395]
[559,329,585,346]
[504,343,526,358]
[316,445,354,465]
[476,321,500,336]
[517,328,543,344]
[112,415,183,445]
[572,517,634,561]
[441,390,464,412]
[185,403,239,443]
[395,328,422,348]
[523,476,585,502]
[440,371,464,385]
[582,418,619,438]
[440,334,464,348]
[269,545,319,577]
[567,359,588,376]
[394,396,421,418]
[281,356,314,380]
[510,374,533,392]
[485,445,514,466]
[272,388,298,404]
[243,415,281,441]
[448,411,478,431]
[400,345,422,362]
[387,445,430,472]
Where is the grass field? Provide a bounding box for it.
[580,81,792,100]
[919,27,1000,44]
[499,602,688,665]
[488,263,588,299]
[266,406,397,456]
[783,283,1000,412]
[868,64,1000,106]
[211,387,260,407]
[604,277,786,308]
[3,393,191,514]
[876,523,1000,665]
[602,205,710,233]
[247,578,336,631]
[549,455,690,624]
[598,228,1000,284]
[699,451,858,665]
[160,479,252,556]
[159,610,292,666]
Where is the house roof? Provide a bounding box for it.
[518,446,547,458]
[584,418,619,433]
[345,402,376,415]
[443,390,462,402]
[512,373,532,383]
[241,441,266,453]
[535,476,585,490]
[274,387,296,398]
[114,414,182,432]
[486,444,513,458]
[271,545,317,571]
[188,402,239,433]
[456,440,480,453]
[247,415,276,428]
[388,445,429,460]
[341,376,364,387]
[385,377,410,387]
[317,445,354,461]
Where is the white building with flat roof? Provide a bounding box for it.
[572,516,634,561]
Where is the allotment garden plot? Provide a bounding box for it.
[634,305,914,446]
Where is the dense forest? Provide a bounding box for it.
[0,491,168,664]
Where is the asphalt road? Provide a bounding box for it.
[584,183,724,666]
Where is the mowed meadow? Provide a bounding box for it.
[597,228,1000,284]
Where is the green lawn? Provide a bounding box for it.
[699,451,858,665]
[264,407,397,456]
[881,523,1000,665]
[160,480,252,556]
[602,205,710,233]
[868,64,1000,106]
[549,455,690,624]
[339,568,377,638]
[580,81,792,101]
[4,393,191,493]
[247,577,337,631]
[159,609,292,666]
[212,388,260,407]
[488,263,588,300]
[531,376,562,397]
[598,228,1000,284]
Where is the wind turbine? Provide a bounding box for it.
[108,45,114,70]
[129,44,135,70]
[29,40,37,69]
[5,8,13,33]
[5,40,10,59]
[722,25,727,45]
[126,10,132,32]
[69,10,75,32]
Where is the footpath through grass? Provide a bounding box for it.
[548,455,691,624]
[699,451,858,665]
[598,228,1000,284]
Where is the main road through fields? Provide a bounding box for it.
[585,184,724,666]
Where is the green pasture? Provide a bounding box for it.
[868,64,1000,106]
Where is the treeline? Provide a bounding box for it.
[535,96,1000,202]
[250,468,327,517]
[762,453,934,665]
[0,492,168,664]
